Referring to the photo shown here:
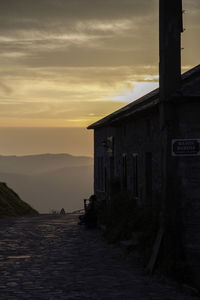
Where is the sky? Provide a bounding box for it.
[0,0,199,156]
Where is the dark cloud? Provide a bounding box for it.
[0,0,157,45]
[0,0,198,70]
[0,0,155,22]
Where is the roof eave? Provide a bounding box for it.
[87,64,200,130]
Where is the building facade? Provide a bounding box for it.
[88,0,200,286]
[88,65,200,284]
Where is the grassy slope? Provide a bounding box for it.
[0,182,38,217]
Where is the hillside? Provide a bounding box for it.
[0,154,93,213]
[0,182,38,217]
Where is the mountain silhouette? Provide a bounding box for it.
[0,154,93,213]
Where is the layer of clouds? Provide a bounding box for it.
[0,0,155,25]
[0,0,158,69]
[0,0,199,127]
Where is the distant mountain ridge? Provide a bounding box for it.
[0,153,93,213]
[0,153,93,174]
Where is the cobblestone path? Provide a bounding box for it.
[0,214,199,300]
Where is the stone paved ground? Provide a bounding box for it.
[0,214,199,300]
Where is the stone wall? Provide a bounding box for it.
[94,107,162,205]
[93,98,200,286]
[177,100,200,287]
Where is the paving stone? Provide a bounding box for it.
[0,214,199,299]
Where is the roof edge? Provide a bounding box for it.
[87,64,200,130]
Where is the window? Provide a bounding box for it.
[146,119,151,137]
[97,156,104,191]
[133,154,139,197]
[145,152,152,201]
[107,136,114,157]
[123,125,126,136]
[122,154,127,190]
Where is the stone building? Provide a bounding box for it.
[88,65,200,203]
[88,0,200,287]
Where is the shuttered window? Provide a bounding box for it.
[133,154,139,197]
[97,156,104,191]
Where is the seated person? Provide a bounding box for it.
[79,195,97,228]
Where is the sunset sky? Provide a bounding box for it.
[0,0,199,156]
